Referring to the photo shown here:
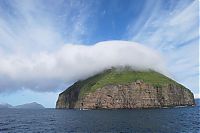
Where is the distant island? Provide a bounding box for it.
[0,103,12,108]
[0,102,45,109]
[56,67,195,109]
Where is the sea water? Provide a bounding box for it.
[0,100,199,133]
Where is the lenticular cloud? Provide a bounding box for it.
[0,41,168,92]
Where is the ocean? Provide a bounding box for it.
[0,100,199,133]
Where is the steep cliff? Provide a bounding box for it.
[56,68,195,109]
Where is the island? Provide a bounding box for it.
[14,102,45,109]
[0,102,45,109]
[56,67,195,109]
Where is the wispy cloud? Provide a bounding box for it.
[126,0,199,95]
[127,0,198,49]
[0,0,95,54]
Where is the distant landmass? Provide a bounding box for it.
[56,67,195,109]
[0,103,12,108]
[14,102,45,109]
[0,102,45,109]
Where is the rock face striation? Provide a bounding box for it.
[56,68,195,109]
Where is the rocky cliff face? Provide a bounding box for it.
[56,69,195,109]
[56,80,194,109]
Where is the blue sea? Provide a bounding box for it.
[0,100,199,133]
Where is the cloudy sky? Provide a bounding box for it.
[0,0,198,107]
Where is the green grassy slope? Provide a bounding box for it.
[61,68,186,98]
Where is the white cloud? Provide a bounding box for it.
[126,0,199,94]
[0,0,95,54]
[0,0,98,92]
[0,40,167,92]
[128,0,198,50]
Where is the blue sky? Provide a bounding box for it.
[0,0,199,108]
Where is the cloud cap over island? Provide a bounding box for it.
[0,40,167,92]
